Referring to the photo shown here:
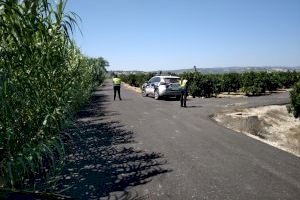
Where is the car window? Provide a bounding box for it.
[150,77,160,83]
[164,78,179,84]
[149,77,156,83]
[155,77,161,82]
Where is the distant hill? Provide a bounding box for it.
[164,66,300,74]
[111,66,300,75]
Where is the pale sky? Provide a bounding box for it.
[66,0,300,71]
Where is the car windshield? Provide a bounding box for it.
[164,78,179,84]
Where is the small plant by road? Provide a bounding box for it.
[288,81,300,118]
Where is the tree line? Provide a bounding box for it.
[118,72,156,88]
[181,71,300,97]
[0,0,107,188]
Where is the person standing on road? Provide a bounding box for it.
[113,74,122,100]
[179,78,188,107]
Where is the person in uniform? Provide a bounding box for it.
[112,74,122,100]
[179,78,188,107]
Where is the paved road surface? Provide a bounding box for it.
[59,80,300,200]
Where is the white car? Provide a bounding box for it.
[141,76,182,100]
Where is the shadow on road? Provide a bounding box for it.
[163,97,180,101]
[185,105,202,108]
[47,89,171,199]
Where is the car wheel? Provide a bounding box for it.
[154,89,160,100]
[142,89,148,97]
[176,95,181,100]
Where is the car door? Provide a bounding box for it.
[145,77,155,95]
[149,77,160,96]
[153,77,161,91]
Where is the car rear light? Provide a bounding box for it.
[159,82,166,85]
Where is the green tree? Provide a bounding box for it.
[278,70,299,88]
[288,81,300,118]
[221,73,241,94]
[264,72,281,92]
[118,72,156,88]
[241,71,264,95]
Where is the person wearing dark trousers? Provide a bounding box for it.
[179,78,188,107]
[113,75,122,100]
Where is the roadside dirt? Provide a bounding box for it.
[217,89,290,98]
[123,83,142,93]
[214,105,300,157]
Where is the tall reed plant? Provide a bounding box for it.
[0,0,107,188]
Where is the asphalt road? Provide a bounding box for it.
[72,80,300,200]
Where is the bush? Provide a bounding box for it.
[278,71,299,88]
[181,72,221,97]
[209,74,222,96]
[264,72,281,92]
[241,71,264,95]
[288,81,300,118]
[120,72,156,88]
[221,73,241,94]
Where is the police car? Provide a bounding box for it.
[141,76,181,100]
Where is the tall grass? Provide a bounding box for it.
[0,0,107,188]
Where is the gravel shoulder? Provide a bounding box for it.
[214,105,300,157]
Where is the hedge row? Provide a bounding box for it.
[120,71,300,97]
[181,71,300,97]
[118,72,156,88]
